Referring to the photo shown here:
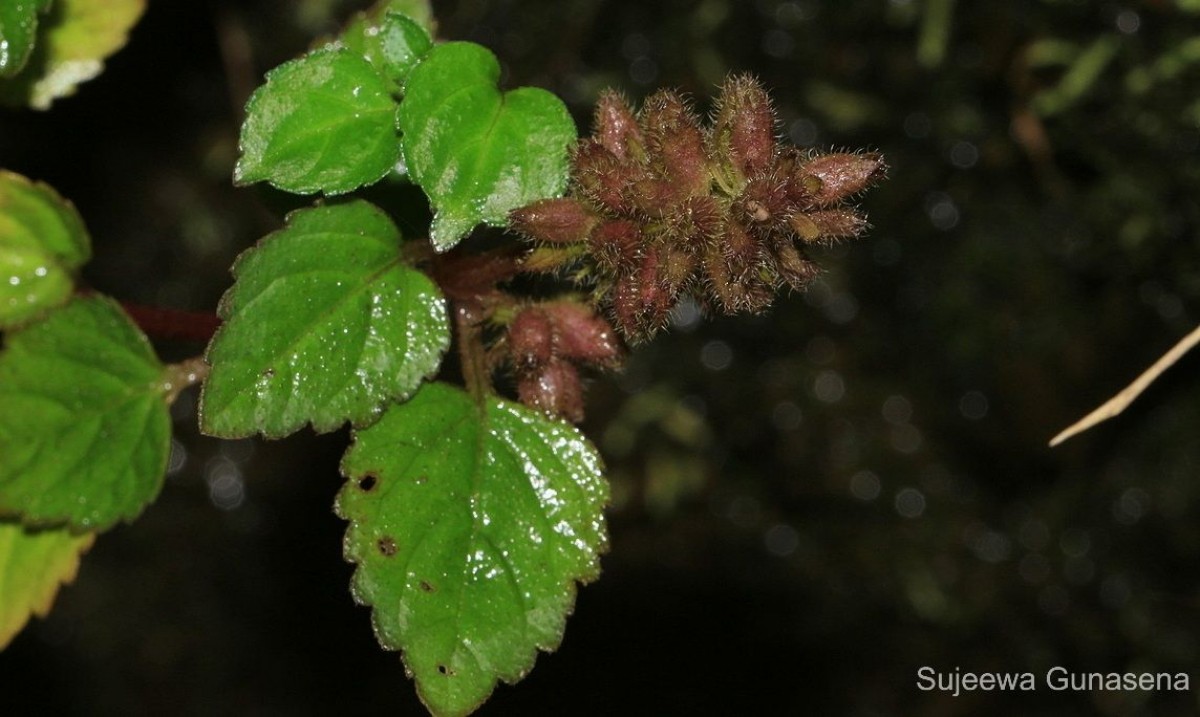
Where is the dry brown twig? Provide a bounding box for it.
[1050,323,1200,447]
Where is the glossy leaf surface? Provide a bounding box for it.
[236,48,400,196]
[337,382,609,717]
[0,0,145,109]
[0,0,51,77]
[0,296,171,531]
[0,521,93,649]
[200,200,449,439]
[398,42,576,251]
[369,0,436,35]
[340,10,432,94]
[0,170,90,328]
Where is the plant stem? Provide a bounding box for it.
[162,356,210,404]
[120,301,221,343]
[454,301,492,403]
[1050,322,1200,446]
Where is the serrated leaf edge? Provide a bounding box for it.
[334,389,609,716]
[234,48,401,196]
[0,296,172,531]
[0,524,95,649]
[398,42,575,252]
[199,202,450,439]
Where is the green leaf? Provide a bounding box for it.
[200,200,449,439]
[340,10,432,93]
[236,48,401,196]
[0,520,93,649]
[0,0,145,110]
[337,382,609,717]
[0,0,52,77]
[0,170,91,328]
[398,42,576,251]
[0,296,172,531]
[368,0,437,35]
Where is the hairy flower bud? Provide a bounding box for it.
[509,198,598,244]
[588,219,642,273]
[541,300,623,366]
[783,155,824,206]
[631,178,692,217]
[680,195,724,243]
[802,152,887,207]
[719,220,764,281]
[787,212,821,242]
[737,174,791,232]
[639,90,710,201]
[660,245,698,297]
[521,246,577,273]
[517,358,584,423]
[773,241,819,289]
[610,250,673,341]
[703,222,776,314]
[594,90,644,162]
[508,306,554,370]
[712,74,777,179]
[573,139,636,214]
[546,78,885,342]
[807,208,869,239]
[705,244,774,313]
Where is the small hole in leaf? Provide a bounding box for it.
[437,664,454,676]
[358,474,378,491]
[377,536,397,557]
[419,580,435,592]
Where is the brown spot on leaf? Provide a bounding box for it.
[377,536,397,557]
[414,474,428,485]
[419,580,435,593]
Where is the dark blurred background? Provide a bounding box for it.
[3,0,1200,714]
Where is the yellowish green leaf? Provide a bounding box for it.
[0,520,93,649]
[0,0,146,110]
[0,170,91,328]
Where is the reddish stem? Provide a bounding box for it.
[454,300,493,404]
[120,301,221,343]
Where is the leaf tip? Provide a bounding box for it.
[429,213,473,252]
[232,156,260,187]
